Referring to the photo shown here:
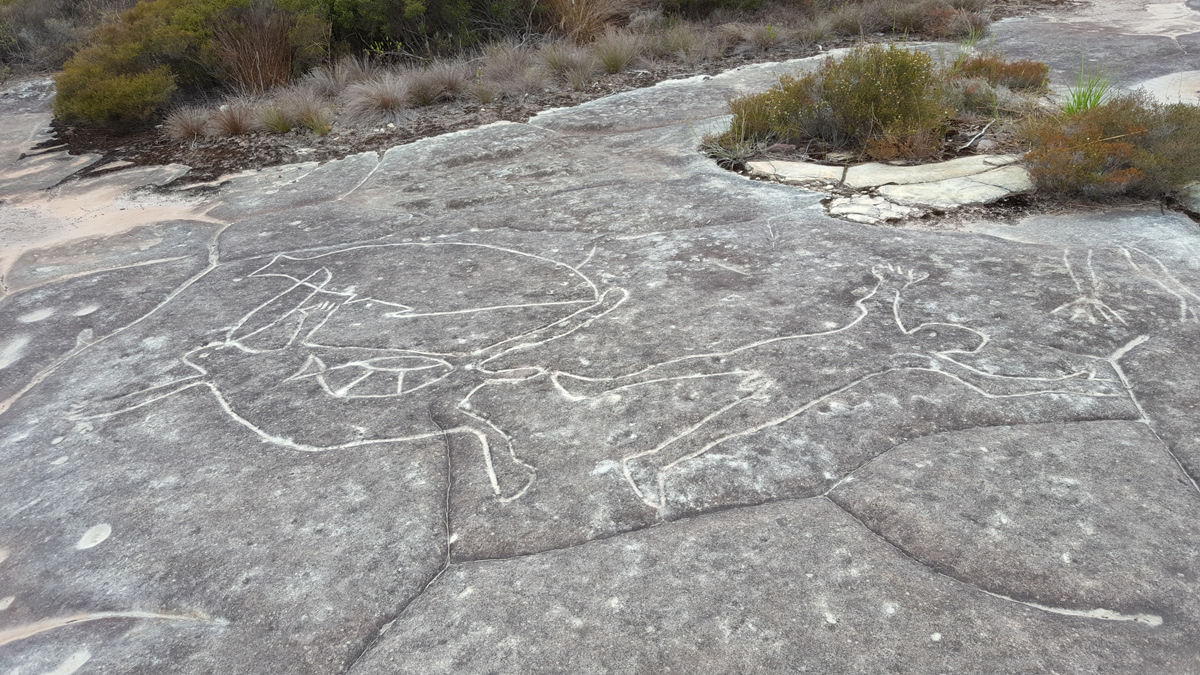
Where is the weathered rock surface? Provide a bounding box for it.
[3,14,1200,673]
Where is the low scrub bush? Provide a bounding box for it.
[1,0,136,69]
[54,59,176,125]
[52,0,328,125]
[956,54,1047,90]
[718,43,952,160]
[1022,93,1200,200]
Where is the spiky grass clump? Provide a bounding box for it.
[407,68,449,106]
[546,0,630,42]
[302,105,334,135]
[163,106,210,140]
[426,61,470,97]
[208,100,259,136]
[481,41,535,83]
[480,42,548,97]
[1062,59,1114,117]
[826,3,888,35]
[258,106,293,133]
[304,56,375,98]
[747,23,783,51]
[540,41,595,76]
[592,29,642,74]
[539,41,597,88]
[340,72,409,126]
[255,86,324,133]
[470,80,500,103]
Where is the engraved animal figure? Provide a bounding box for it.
[553,265,1123,509]
[71,243,627,502]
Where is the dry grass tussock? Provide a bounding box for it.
[208,100,259,136]
[592,29,642,74]
[340,72,409,127]
[407,62,469,106]
[163,106,209,140]
[479,42,549,96]
[539,41,598,88]
[257,86,326,133]
[546,0,632,42]
[214,9,294,94]
[539,41,595,76]
[303,56,377,98]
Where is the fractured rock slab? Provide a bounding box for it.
[827,195,921,223]
[843,154,1021,189]
[877,164,1033,209]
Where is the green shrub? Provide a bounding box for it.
[822,43,949,142]
[52,0,331,126]
[718,43,952,160]
[54,58,175,124]
[1021,93,1200,200]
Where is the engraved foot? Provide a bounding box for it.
[623,453,666,509]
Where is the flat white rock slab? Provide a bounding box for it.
[878,165,1033,208]
[843,154,1021,188]
[1134,70,1200,105]
[746,160,844,182]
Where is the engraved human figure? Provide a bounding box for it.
[553,265,1123,508]
[71,244,627,502]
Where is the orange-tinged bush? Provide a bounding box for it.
[957,54,1048,90]
[1022,93,1200,199]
